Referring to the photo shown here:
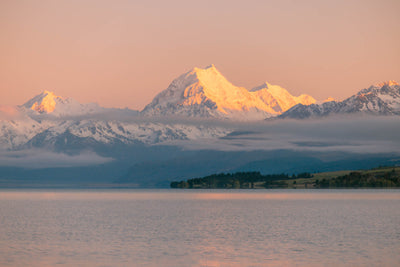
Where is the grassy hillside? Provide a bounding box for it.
[171,166,400,189]
[288,166,400,189]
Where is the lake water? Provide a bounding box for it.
[0,189,399,267]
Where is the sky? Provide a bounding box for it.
[1,0,399,110]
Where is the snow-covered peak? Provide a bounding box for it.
[360,81,400,95]
[376,80,399,87]
[142,65,317,120]
[188,64,238,102]
[22,90,62,113]
[193,63,218,73]
[20,90,104,117]
[250,82,316,113]
[142,65,278,119]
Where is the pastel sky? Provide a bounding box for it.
[1,0,399,110]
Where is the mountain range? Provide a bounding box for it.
[0,65,399,187]
[280,80,400,119]
[0,65,322,150]
[5,65,399,124]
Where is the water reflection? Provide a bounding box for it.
[0,189,399,200]
[0,189,399,266]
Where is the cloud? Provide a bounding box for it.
[168,115,400,154]
[0,149,114,169]
[2,109,400,156]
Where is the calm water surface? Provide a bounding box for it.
[0,189,399,267]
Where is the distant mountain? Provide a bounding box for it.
[0,90,227,151]
[20,90,106,117]
[142,65,315,120]
[279,81,400,119]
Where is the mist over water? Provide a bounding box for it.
[0,190,399,267]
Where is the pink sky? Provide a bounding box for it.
[1,0,399,110]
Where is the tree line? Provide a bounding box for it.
[170,168,400,189]
[314,169,400,188]
[170,171,312,189]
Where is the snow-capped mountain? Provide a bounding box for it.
[142,65,315,120]
[249,82,316,113]
[279,81,400,119]
[0,116,229,151]
[0,88,230,151]
[0,115,45,150]
[20,90,105,117]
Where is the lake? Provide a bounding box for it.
[0,189,399,266]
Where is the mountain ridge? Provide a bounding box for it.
[279,82,400,119]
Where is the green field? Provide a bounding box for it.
[287,166,400,189]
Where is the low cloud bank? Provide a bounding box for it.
[173,116,400,154]
[1,110,400,156]
[0,149,113,169]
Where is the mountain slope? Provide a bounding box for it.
[21,120,230,151]
[279,81,400,119]
[0,116,45,150]
[0,115,230,151]
[142,65,315,120]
